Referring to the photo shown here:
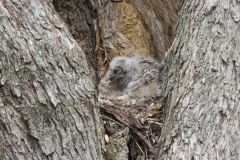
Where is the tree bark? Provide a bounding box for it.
[53,0,98,83]
[0,0,103,160]
[159,0,240,159]
[2,0,239,159]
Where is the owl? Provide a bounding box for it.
[98,56,164,102]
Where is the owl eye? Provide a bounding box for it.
[113,68,121,74]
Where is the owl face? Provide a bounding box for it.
[106,56,129,82]
[108,66,125,82]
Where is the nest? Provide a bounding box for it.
[99,96,167,159]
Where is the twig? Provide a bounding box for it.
[135,141,144,156]
[101,115,125,128]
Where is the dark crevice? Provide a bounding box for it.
[52,0,98,84]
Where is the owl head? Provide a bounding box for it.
[107,56,133,83]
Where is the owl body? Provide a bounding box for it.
[98,56,161,100]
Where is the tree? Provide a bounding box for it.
[1,0,239,160]
[0,0,103,159]
[159,0,240,159]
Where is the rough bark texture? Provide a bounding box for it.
[0,0,103,160]
[3,0,238,159]
[53,0,98,83]
[159,0,240,159]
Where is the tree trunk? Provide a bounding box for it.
[1,0,239,159]
[53,0,98,83]
[0,0,103,160]
[159,0,240,159]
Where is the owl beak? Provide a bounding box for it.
[108,70,116,81]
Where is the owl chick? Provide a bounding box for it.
[98,56,162,101]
